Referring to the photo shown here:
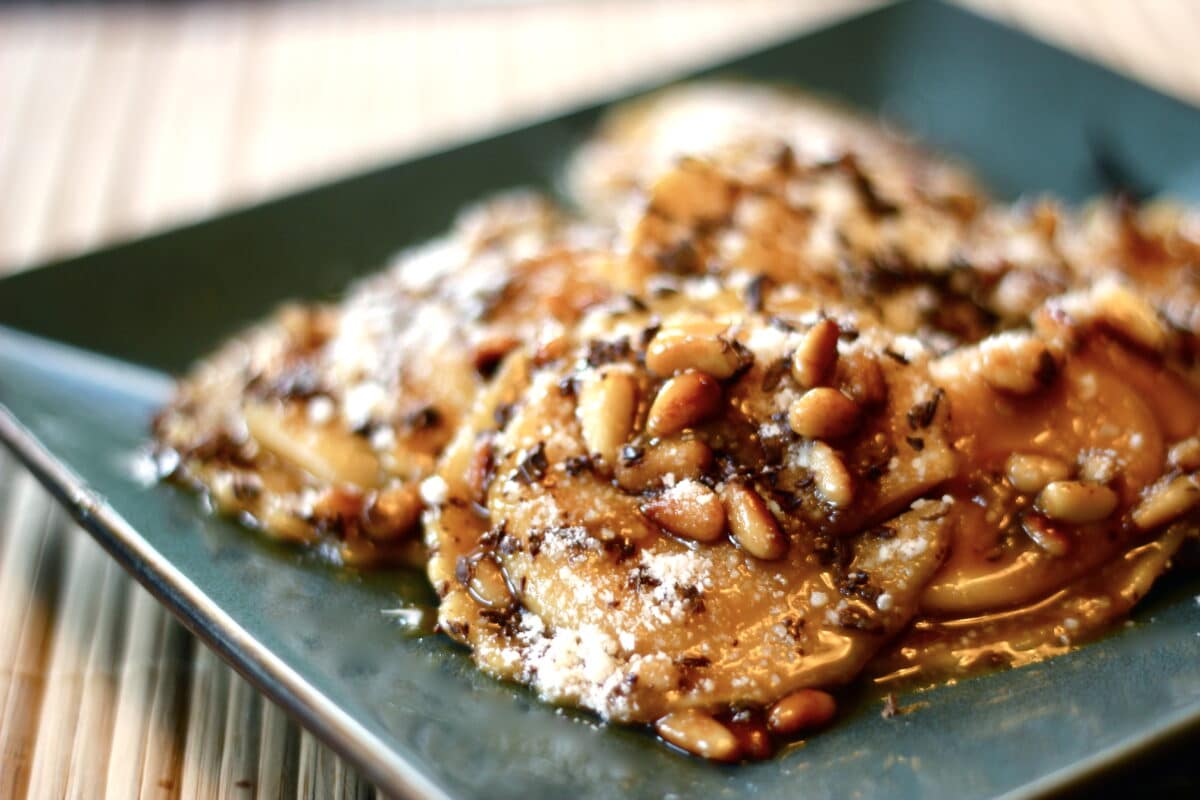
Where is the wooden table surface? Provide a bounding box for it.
[1,2,1198,797]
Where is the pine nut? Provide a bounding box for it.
[615,438,713,492]
[312,486,364,525]
[363,484,422,541]
[766,689,836,736]
[839,350,888,409]
[1037,480,1119,524]
[261,505,317,544]
[1005,453,1071,494]
[466,436,495,502]
[1021,513,1071,557]
[1168,437,1200,472]
[726,716,772,761]
[1132,474,1200,530]
[458,555,514,608]
[646,322,746,378]
[979,333,1058,395]
[647,371,723,437]
[577,369,638,467]
[810,441,854,507]
[244,402,380,487]
[656,710,741,762]
[534,331,570,365]
[641,479,726,543]
[722,483,787,560]
[1090,280,1169,353]
[788,387,860,440]
[790,318,840,389]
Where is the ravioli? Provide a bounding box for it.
[154,193,617,565]
[426,294,959,725]
[155,81,1200,762]
[425,278,1200,757]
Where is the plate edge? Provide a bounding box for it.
[0,400,453,800]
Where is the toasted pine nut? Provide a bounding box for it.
[1021,513,1071,557]
[790,319,840,389]
[1005,453,1071,494]
[533,331,570,365]
[466,436,495,503]
[615,438,713,492]
[810,441,854,508]
[459,555,513,608]
[646,323,745,378]
[979,333,1058,395]
[641,479,726,542]
[244,402,381,487]
[839,350,888,409]
[788,387,860,440]
[725,717,773,761]
[1089,280,1169,353]
[208,473,245,514]
[647,371,723,437]
[577,369,638,466]
[311,486,365,524]
[656,710,741,762]
[363,484,421,541]
[722,483,787,560]
[261,504,318,544]
[1168,437,1200,472]
[1037,480,1119,524]
[767,689,836,736]
[1132,474,1200,530]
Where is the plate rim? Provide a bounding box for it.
[0,384,446,800]
[4,0,1200,795]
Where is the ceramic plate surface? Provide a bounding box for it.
[3,2,1200,797]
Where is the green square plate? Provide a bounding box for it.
[3,2,1200,797]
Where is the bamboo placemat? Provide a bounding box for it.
[1,2,1197,797]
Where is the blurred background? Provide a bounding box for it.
[1,1,1198,798]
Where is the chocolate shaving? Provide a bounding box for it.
[514,442,549,484]
[654,239,702,274]
[640,322,662,348]
[677,584,707,614]
[405,405,442,430]
[907,388,945,430]
[837,606,884,633]
[479,607,521,637]
[675,654,712,669]
[620,444,645,466]
[1034,349,1059,386]
[493,403,516,429]
[564,454,593,476]
[627,565,662,592]
[585,337,632,367]
[744,274,767,313]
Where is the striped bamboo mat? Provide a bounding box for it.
[1,2,1197,797]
